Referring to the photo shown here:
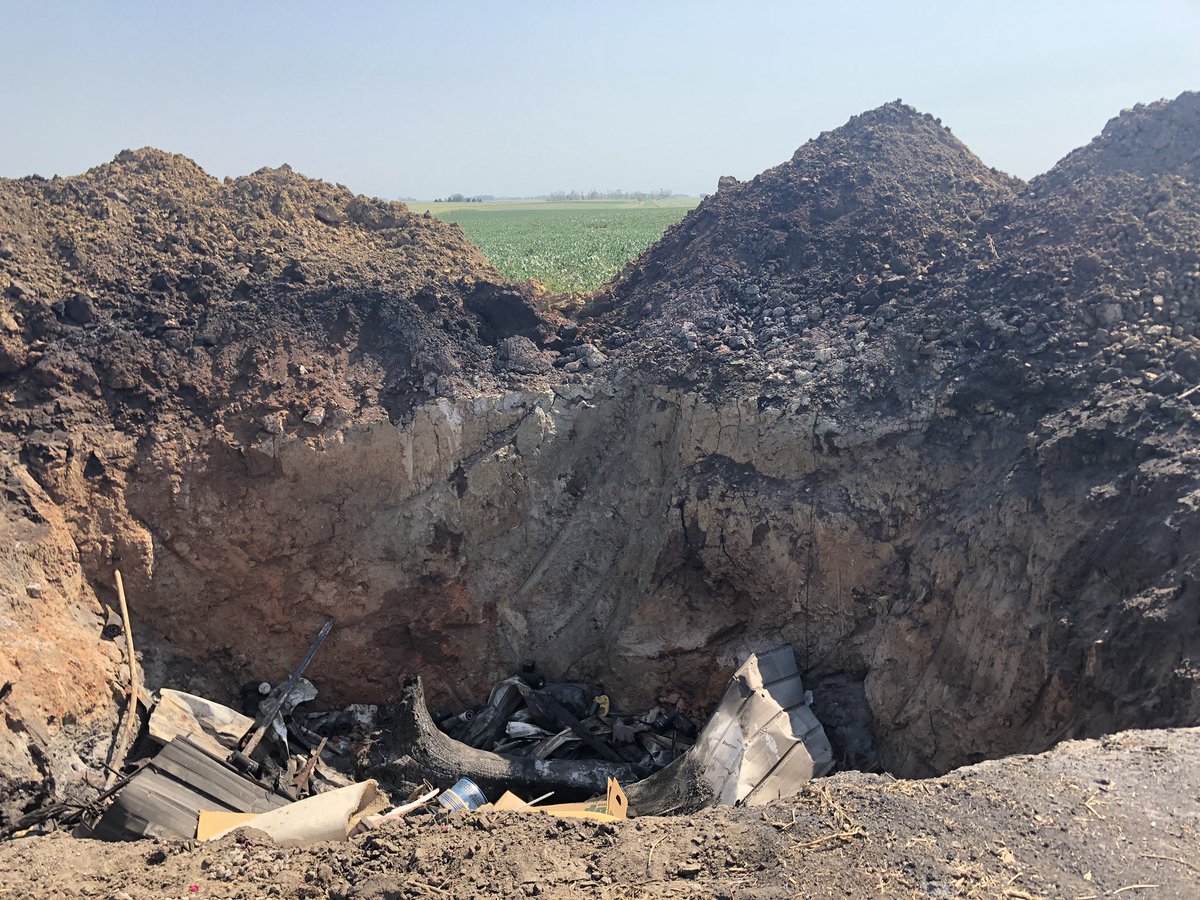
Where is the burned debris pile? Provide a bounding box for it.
[431,663,699,774]
[1,577,834,846]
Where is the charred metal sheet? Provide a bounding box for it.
[89,736,291,841]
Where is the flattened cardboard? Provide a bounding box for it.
[196,810,258,840]
[489,778,628,822]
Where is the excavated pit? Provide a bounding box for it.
[3,96,1200,822]
[105,372,1198,783]
[29,369,1195,788]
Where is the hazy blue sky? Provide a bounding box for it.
[3,1,1198,198]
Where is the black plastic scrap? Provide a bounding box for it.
[458,677,523,749]
[434,665,699,776]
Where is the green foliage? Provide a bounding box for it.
[414,200,697,294]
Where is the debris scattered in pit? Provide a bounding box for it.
[2,581,833,847]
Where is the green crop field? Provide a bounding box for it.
[407,198,700,293]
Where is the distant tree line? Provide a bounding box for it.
[544,189,673,201]
[424,190,675,203]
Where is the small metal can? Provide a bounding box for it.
[438,777,487,812]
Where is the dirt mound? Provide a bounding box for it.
[0,147,567,441]
[0,728,1195,899]
[607,101,1016,312]
[984,94,1200,389]
[591,102,1018,395]
[593,94,1200,411]
[1043,91,1200,181]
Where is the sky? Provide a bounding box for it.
[2,1,1199,199]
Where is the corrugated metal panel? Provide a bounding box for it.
[90,736,291,841]
[695,646,835,806]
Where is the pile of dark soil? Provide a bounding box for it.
[595,95,1200,413]
[592,101,1019,398]
[0,148,567,452]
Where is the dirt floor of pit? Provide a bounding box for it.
[1,728,1196,899]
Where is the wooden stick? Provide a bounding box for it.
[793,826,866,850]
[115,570,138,723]
[515,791,555,809]
[295,737,327,796]
[103,570,139,788]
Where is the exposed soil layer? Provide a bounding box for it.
[1,728,1196,899]
[2,95,1199,842]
